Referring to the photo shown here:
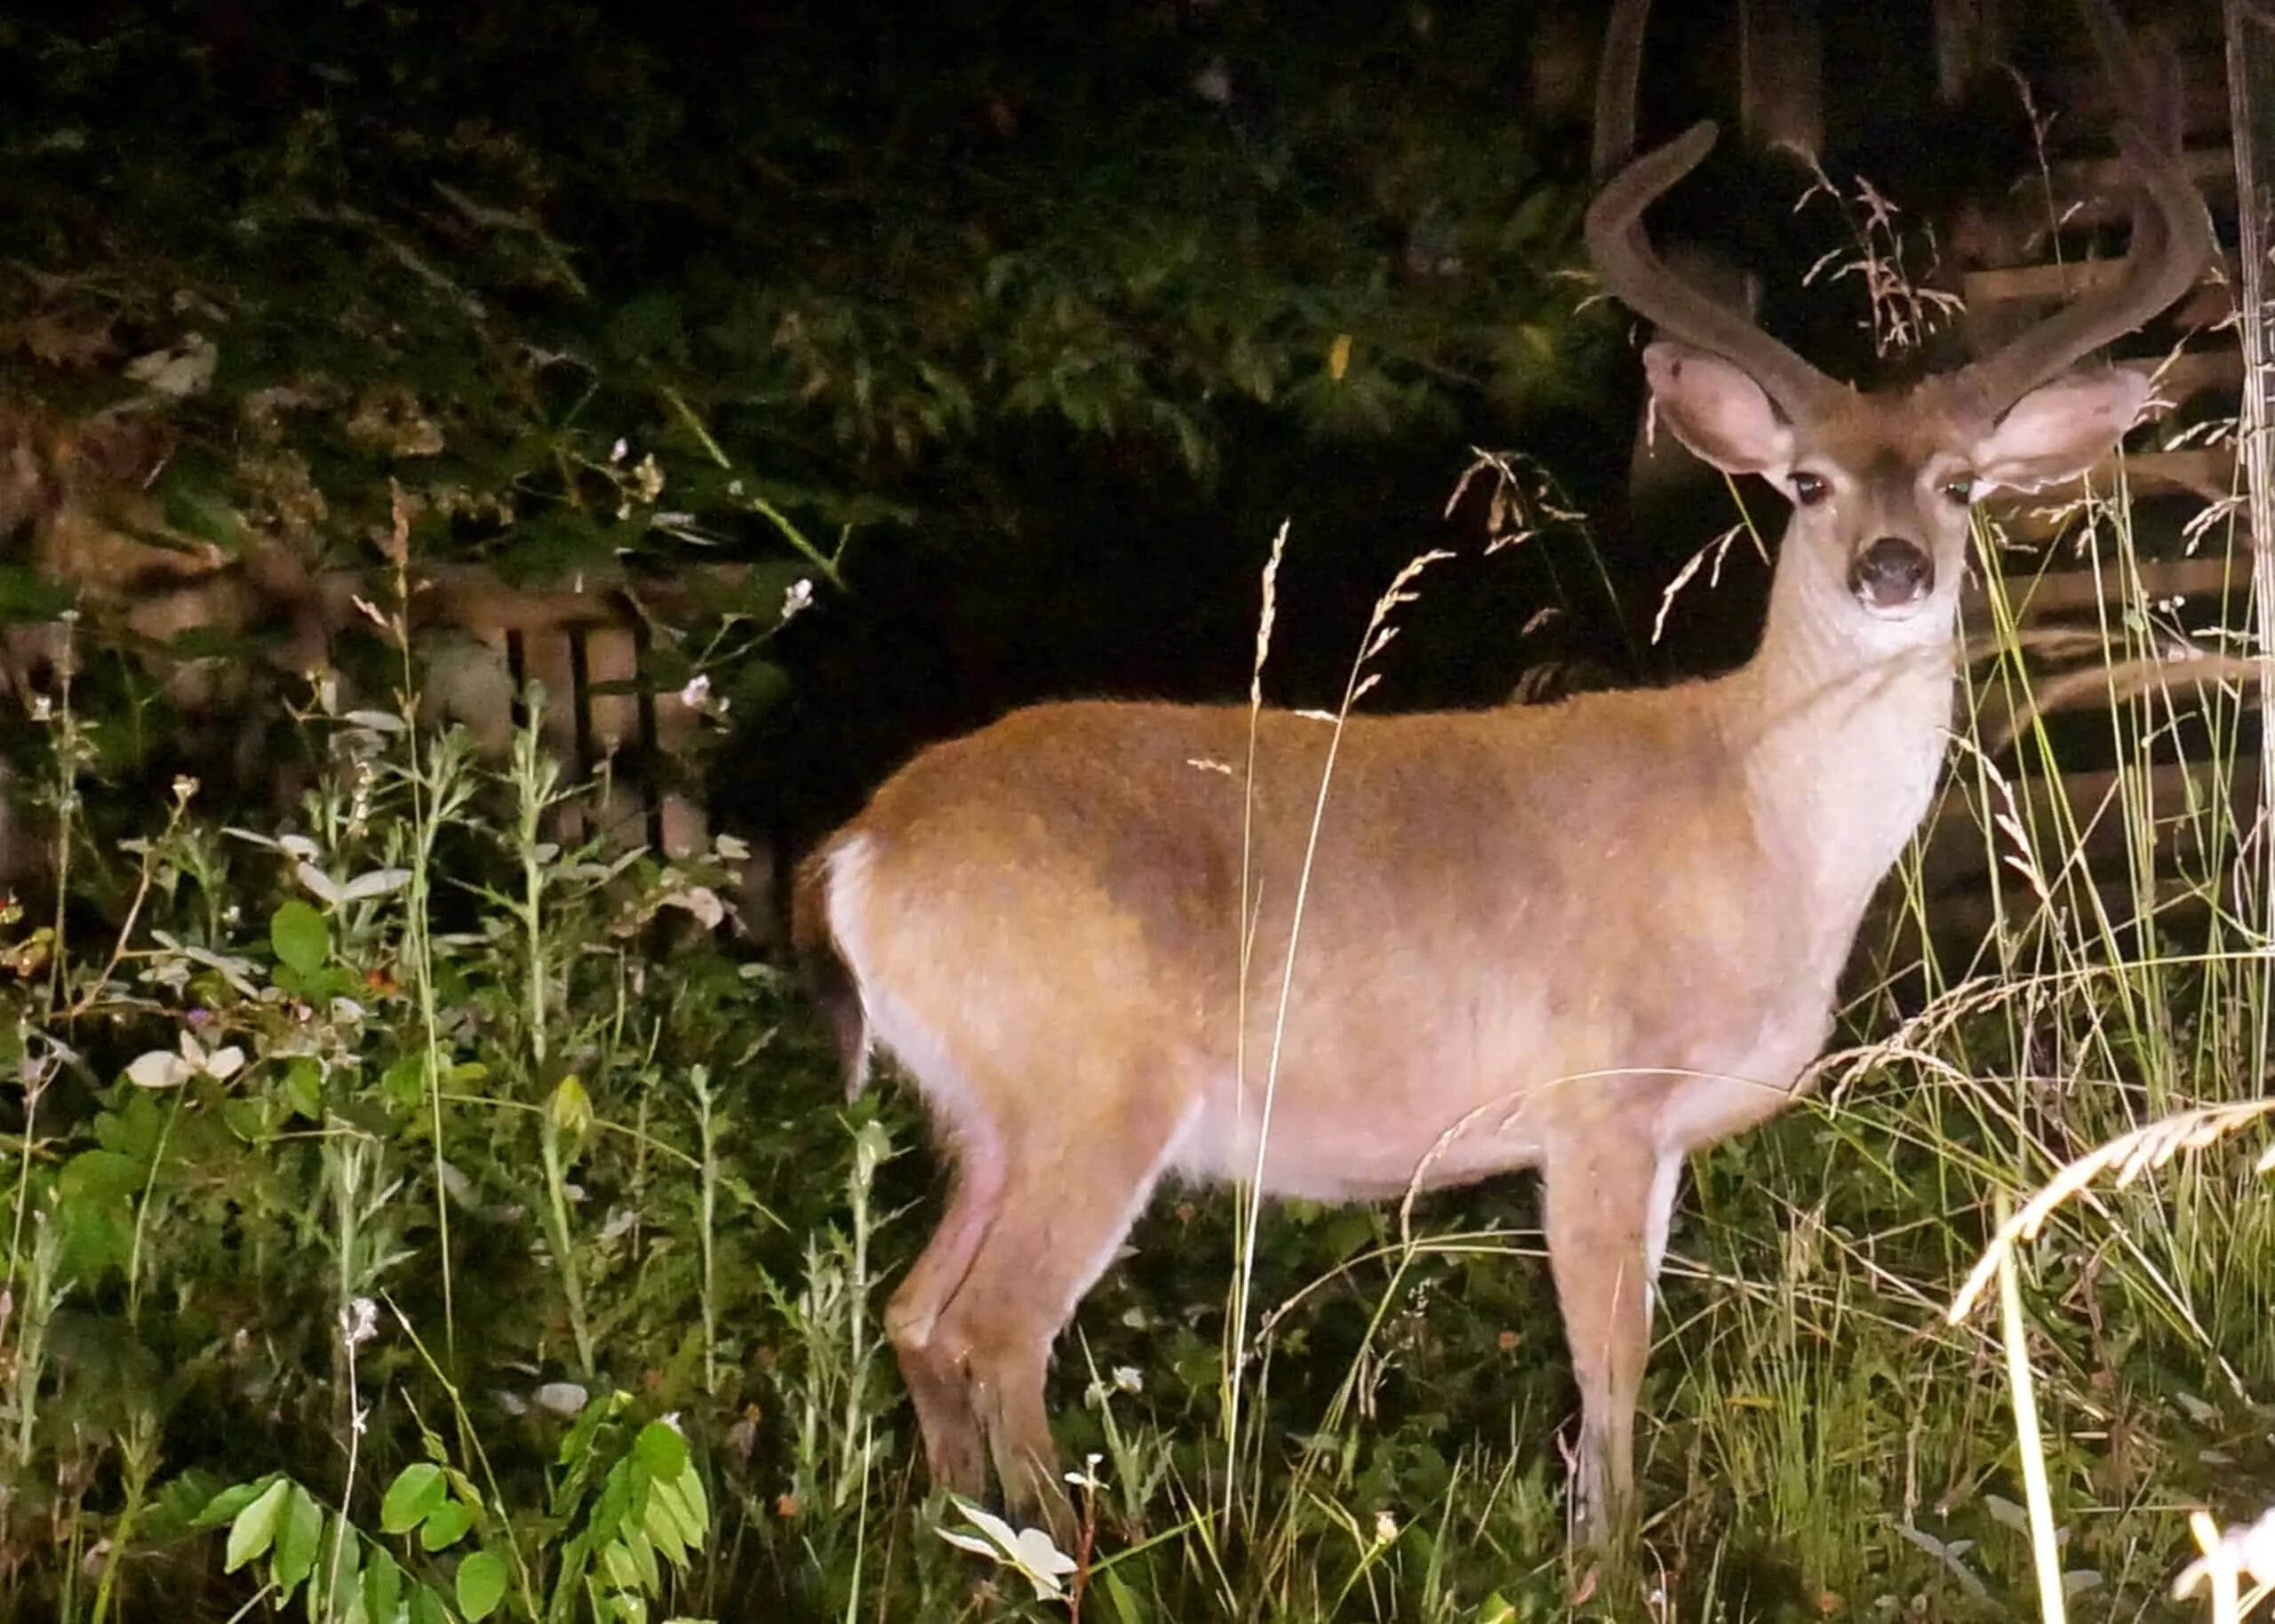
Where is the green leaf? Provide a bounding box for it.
[282,1057,324,1121]
[630,1421,687,1482]
[54,1200,134,1287]
[313,1514,362,1614]
[58,1148,143,1206]
[225,1477,291,1573]
[418,1498,474,1552]
[587,1458,635,1545]
[220,1096,273,1145]
[643,1471,701,1558]
[554,1387,622,1472]
[363,1548,403,1622]
[599,1537,641,1593]
[1503,185,1562,249]
[409,1583,452,1624]
[271,1482,323,1598]
[379,1462,447,1535]
[622,1524,660,1594]
[0,562,77,622]
[547,1075,592,1142]
[93,1091,165,1160]
[639,1487,688,1570]
[455,1548,509,1620]
[192,1474,281,1531]
[1104,1566,1148,1624]
[379,1055,427,1111]
[270,900,331,976]
[160,483,248,550]
[669,1453,708,1540]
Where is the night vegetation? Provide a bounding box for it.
[0,2,2269,1621]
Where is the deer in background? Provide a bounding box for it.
[793,0,2210,1548]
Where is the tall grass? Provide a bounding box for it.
[1,271,2271,1624]
[1,454,2270,1621]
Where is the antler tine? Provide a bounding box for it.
[1957,12,2213,413]
[1592,0,1649,180]
[1585,123,1839,418]
[1585,0,1837,418]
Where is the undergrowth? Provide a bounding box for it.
[0,423,2269,1624]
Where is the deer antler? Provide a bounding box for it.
[1589,0,1650,181]
[1956,9,2213,413]
[1582,0,1838,420]
[1585,0,2212,422]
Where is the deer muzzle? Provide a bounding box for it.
[1848,536,1934,614]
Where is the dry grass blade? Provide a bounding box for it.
[1947,1099,2275,1322]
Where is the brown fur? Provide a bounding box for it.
[794,0,2209,1548]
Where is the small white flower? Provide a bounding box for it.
[339,1297,379,1351]
[1373,1509,1399,1545]
[126,1048,195,1089]
[678,673,711,710]
[937,1498,1079,1602]
[780,577,814,621]
[125,1031,243,1088]
[1112,1365,1142,1395]
[610,438,627,464]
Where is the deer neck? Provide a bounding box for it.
[1726,553,1960,934]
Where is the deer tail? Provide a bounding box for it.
[791,840,874,1101]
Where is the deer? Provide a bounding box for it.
[791,0,2210,1548]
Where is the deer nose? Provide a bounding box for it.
[1848,537,1934,610]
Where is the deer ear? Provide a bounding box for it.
[1641,341,1794,478]
[1972,369,2151,494]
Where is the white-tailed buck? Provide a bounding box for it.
[794,0,2209,1545]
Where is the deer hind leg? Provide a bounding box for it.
[924,1082,1199,1534]
[886,1134,1009,1500]
[1542,1137,1680,1547]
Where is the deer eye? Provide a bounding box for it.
[1791,471,1831,506]
[1942,475,1976,506]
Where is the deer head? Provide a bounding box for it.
[792,0,2210,1556]
[1585,0,2208,687]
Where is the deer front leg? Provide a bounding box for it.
[1542,1138,1680,1546]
